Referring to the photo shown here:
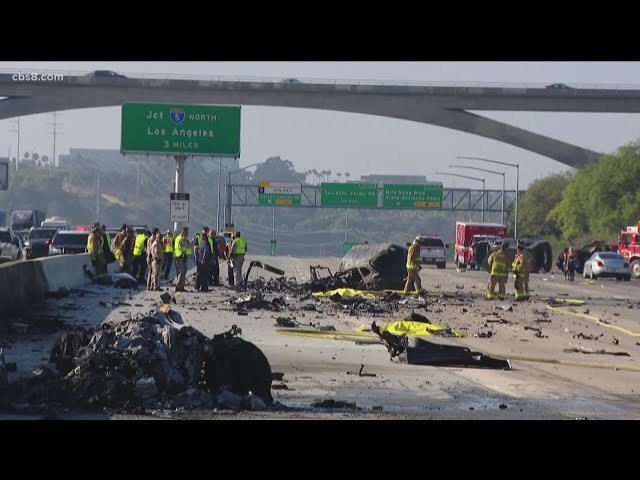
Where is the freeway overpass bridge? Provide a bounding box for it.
[3,70,640,167]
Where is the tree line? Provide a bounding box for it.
[516,141,640,246]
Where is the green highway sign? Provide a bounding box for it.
[343,241,360,255]
[121,103,241,156]
[258,181,302,206]
[321,183,378,208]
[382,184,443,209]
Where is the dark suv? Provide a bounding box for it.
[24,227,59,259]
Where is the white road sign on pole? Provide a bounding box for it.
[170,193,190,222]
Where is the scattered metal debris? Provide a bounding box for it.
[372,323,510,370]
[575,333,603,341]
[564,347,630,356]
[494,304,513,312]
[242,261,285,288]
[45,288,71,299]
[347,364,376,377]
[275,317,298,328]
[312,399,357,410]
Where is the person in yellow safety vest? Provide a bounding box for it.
[87,224,107,278]
[403,236,424,295]
[132,230,150,283]
[163,230,174,280]
[174,226,191,292]
[194,232,202,263]
[512,242,530,301]
[230,231,247,287]
[487,241,509,300]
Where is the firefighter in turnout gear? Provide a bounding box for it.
[486,241,509,300]
[87,224,107,278]
[403,236,424,295]
[512,242,530,301]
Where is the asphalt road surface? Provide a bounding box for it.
[3,256,640,419]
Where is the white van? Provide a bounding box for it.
[41,216,70,230]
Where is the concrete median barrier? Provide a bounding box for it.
[0,254,96,313]
[39,253,94,293]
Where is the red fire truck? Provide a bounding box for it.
[455,222,507,269]
[618,224,640,278]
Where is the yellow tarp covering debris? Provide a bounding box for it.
[378,321,468,338]
[313,288,377,299]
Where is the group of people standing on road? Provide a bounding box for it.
[403,237,531,301]
[485,242,530,301]
[89,223,248,294]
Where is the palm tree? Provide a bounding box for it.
[312,169,319,185]
[336,172,342,183]
[345,172,350,183]
[326,170,332,182]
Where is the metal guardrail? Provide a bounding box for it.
[1,68,640,90]
[229,185,518,212]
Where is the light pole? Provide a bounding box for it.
[9,118,20,172]
[225,161,267,226]
[458,156,520,239]
[435,172,486,222]
[449,164,505,225]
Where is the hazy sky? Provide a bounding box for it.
[1,61,639,190]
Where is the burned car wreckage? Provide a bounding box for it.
[469,238,553,273]
[309,243,408,291]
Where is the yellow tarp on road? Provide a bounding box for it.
[313,288,377,299]
[378,321,468,338]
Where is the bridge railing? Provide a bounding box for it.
[1,68,640,90]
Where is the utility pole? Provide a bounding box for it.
[9,118,20,172]
[271,206,276,256]
[96,168,100,216]
[49,112,62,168]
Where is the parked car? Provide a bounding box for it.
[416,235,446,269]
[0,228,22,263]
[49,231,90,256]
[24,227,59,259]
[583,252,630,281]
